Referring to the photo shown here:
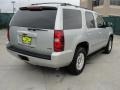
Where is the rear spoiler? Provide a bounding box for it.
[20,6,57,11]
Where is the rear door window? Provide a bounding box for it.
[10,8,57,29]
[85,12,95,28]
[63,9,82,30]
[96,15,105,28]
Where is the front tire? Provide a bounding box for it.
[67,47,86,75]
[104,36,113,54]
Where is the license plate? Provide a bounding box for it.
[22,35,32,45]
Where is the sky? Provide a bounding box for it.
[0,0,80,13]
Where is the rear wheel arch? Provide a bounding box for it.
[110,34,113,40]
[104,35,113,54]
[75,42,89,55]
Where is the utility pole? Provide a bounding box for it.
[11,1,16,13]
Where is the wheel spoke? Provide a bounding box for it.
[76,53,85,70]
[109,40,112,51]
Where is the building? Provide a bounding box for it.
[93,0,120,35]
[80,0,120,16]
[93,0,120,16]
[80,0,120,35]
[80,0,93,10]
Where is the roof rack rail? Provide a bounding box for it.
[31,2,80,7]
[61,3,80,7]
[31,2,61,5]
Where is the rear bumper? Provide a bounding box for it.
[7,45,51,60]
[6,44,73,68]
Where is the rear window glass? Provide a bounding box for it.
[10,9,57,29]
[63,9,82,30]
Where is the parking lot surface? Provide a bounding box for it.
[0,29,120,90]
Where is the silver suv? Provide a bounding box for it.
[6,3,113,75]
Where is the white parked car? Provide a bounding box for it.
[7,3,113,75]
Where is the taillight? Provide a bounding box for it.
[54,30,64,52]
[7,27,10,41]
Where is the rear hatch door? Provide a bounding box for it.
[9,6,57,55]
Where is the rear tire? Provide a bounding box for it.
[104,36,113,54]
[67,47,87,75]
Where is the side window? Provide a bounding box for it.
[85,12,95,28]
[63,9,82,30]
[96,15,105,28]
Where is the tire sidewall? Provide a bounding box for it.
[69,48,86,75]
[107,37,113,53]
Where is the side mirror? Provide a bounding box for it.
[98,24,103,28]
[98,22,112,28]
[103,22,108,27]
[98,22,107,28]
[104,22,113,27]
[107,22,113,27]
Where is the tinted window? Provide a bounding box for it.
[99,0,104,5]
[93,0,104,6]
[85,12,95,28]
[10,10,57,29]
[96,15,105,28]
[63,9,82,29]
[110,0,120,5]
